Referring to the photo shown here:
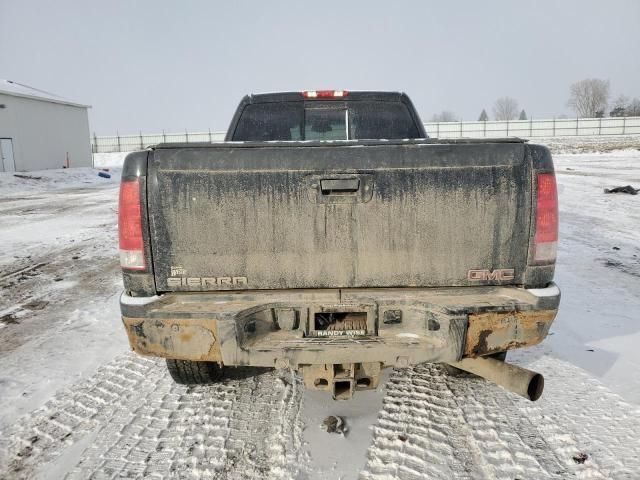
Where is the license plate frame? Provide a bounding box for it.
[307,304,376,338]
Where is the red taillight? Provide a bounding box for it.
[118,178,146,270]
[533,172,558,264]
[302,90,348,99]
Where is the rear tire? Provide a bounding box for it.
[442,351,507,377]
[166,359,224,385]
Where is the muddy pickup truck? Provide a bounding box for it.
[118,90,560,400]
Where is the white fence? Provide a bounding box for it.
[92,116,640,153]
[92,130,226,153]
[424,116,640,139]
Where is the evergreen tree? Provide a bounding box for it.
[478,109,489,121]
[519,109,527,120]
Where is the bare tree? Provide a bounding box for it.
[612,94,630,110]
[478,109,489,121]
[610,95,640,116]
[628,98,640,116]
[431,111,457,122]
[610,94,629,117]
[493,97,519,121]
[567,78,610,118]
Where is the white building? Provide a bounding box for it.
[0,79,91,172]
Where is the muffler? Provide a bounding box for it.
[448,356,544,401]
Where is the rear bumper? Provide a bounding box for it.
[120,284,560,369]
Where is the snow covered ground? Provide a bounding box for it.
[1,142,639,479]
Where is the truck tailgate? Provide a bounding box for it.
[147,141,531,291]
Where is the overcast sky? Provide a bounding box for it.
[1,0,639,134]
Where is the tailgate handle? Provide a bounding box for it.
[320,178,360,195]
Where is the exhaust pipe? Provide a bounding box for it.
[448,356,544,401]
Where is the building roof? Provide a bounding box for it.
[0,79,90,108]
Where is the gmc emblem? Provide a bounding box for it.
[467,269,515,281]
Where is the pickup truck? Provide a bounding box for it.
[118,90,560,401]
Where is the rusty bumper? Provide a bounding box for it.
[121,283,560,369]
[123,317,223,362]
[464,309,556,357]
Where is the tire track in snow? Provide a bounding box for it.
[360,358,640,479]
[223,368,305,480]
[0,355,306,480]
[360,365,532,480]
[512,355,640,479]
[2,353,639,479]
[0,355,162,478]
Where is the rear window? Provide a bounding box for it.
[232,101,421,141]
